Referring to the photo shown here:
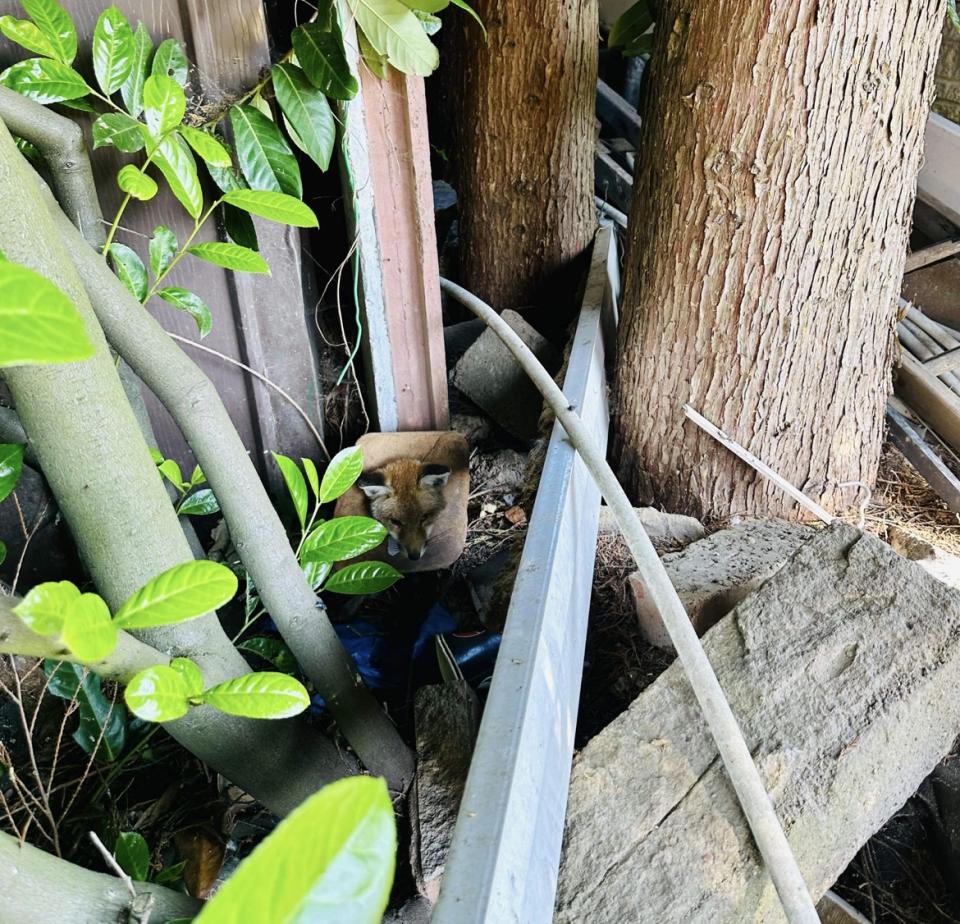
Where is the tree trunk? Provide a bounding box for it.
[614,0,946,519]
[441,0,597,312]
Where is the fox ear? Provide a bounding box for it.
[419,463,450,488]
[358,471,392,499]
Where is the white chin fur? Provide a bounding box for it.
[387,535,401,557]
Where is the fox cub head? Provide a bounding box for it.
[357,458,451,561]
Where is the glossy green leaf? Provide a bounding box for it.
[170,657,204,697]
[230,104,302,197]
[14,579,79,635]
[347,0,439,77]
[303,558,332,592]
[62,593,117,662]
[189,465,205,487]
[178,126,231,166]
[357,27,388,79]
[124,664,190,722]
[109,243,148,302]
[398,0,448,11]
[58,96,95,112]
[0,57,90,103]
[609,0,653,51]
[271,62,336,170]
[143,73,185,137]
[149,226,177,279]
[291,21,358,101]
[151,133,203,218]
[92,112,144,152]
[236,637,298,674]
[302,457,320,500]
[448,0,486,36]
[117,164,158,201]
[301,517,386,564]
[21,0,76,64]
[0,443,25,504]
[113,560,238,630]
[178,488,219,516]
[221,188,318,228]
[154,860,187,886]
[156,287,212,338]
[158,458,185,491]
[323,561,402,595]
[148,446,164,464]
[45,660,127,758]
[194,776,395,924]
[205,152,245,193]
[186,242,269,274]
[223,205,259,251]
[272,452,308,531]
[0,16,59,58]
[92,5,134,95]
[114,832,150,882]
[0,261,95,366]
[0,541,6,567]
[200,672,309,719]
[121,21,152,117]
[152,37,188,86]
[319,446,363,503]
[14,135,42,162]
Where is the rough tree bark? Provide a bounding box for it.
[614,0,946,519]
[440,0,597,311]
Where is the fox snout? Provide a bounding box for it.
[358,459,451,562]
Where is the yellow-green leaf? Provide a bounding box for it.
[200,672,310,719]
[178,126,231,167]
[124,664,190,722]
[62,593,118,662]
[21,0,77,64]
[221,189,318,228]
[0,57,90,104]
[14,580,79,635]
[347,0,439,77]
[170,657,204,697]
[187,242,269,274]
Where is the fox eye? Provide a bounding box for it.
[389,518,402,528]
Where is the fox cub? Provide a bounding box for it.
[357,458,451,561]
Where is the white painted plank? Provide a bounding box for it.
[917,113,960,229]
[433,228,618,924]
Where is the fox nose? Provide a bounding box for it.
[407,549,423,561]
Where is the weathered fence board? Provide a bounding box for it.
[918,112,960,229]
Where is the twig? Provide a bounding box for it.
[89,830,137,899]
[440,276,819,924]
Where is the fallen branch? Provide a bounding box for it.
[440,277,818,924]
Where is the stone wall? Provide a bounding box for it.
[935,18,960,123]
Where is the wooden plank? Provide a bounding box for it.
[595,148,633,214]
[434,228,617,924]
[918,113,960,229]
[596,79,642,147]
[338,7,448,432]
[894,350,960,456]
[923,345,960,375]
[886,403,960,513]
[905,238,960,273]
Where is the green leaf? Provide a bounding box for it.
[357,27,389,79]
[0,57,90,103]
[319,446,363,503]
[950,0,960,32]
[223,205,259,251]
[448,0,486,36]
[323,561,402,595]
[154,860,187,886]
[0,16,59,58]
[609,0,654,54]
[44,660,127,759]
[58,96,95,112]
[194,776,395,924]
[303,558,332,592]
[170,657,204,697]
[271,63,337,172]
[149,226,178,279]
[143,73,186,136]
[230,104,302,198]
[236,637,298,673]
[186,241,269,274]
[412,10,442,35]
[113,560,238,630]
[92,5,134,95]
[109,243,148,302]
[398,0,448,11]
[0,541,6,567]
[152,38,188,86]
[221,188,318,228]
[14,580,79,635]
[200,672,309,719]
[14,135,42,162]
[158,457,185,491]
[151,133,203,218]
[156,287,212,338]
[121,21,152,117]
[178,487,219,516]
[189,465,205,487]
[92,112,144,152]
[302,457,320,500]
[178,126,231,167]
[148,446,164,465]
[347,0,439,77]
[62,593,118,662]
[291,21,358,101]
[21,0,77,64]
[117,164,158,201]
[0,443,25,504]
[272,452,308,531]
[124,664,190,722]
[0,261,95,367]
[301,517,387,563]
[114,832,150,882]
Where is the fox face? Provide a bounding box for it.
[357,458,451,561]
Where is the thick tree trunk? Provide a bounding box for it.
[441,0,597,311]
[614,0,945,519]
